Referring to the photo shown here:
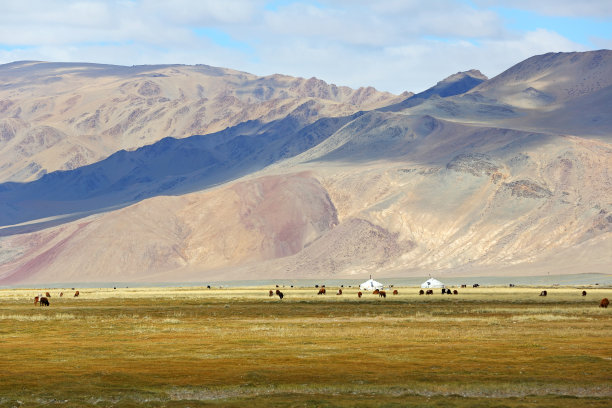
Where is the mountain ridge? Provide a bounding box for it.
[0,51,610,285]
[0,61,401,183]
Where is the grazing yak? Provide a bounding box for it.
[582,291,587,296]
[373,289,380,295]
[275,289,284,300]
[34,296,39,305]
[392,290,398,295]
[45,292,51,297]
[473,284,480,288]
[460,285,467,288]
[539,290,547,297]
[600,298,609,308]
[39,297,50,306]
[357,291,362,298]
[441,288,446,294]
[318,288,326,295]
[74,291,80,297]
[453,290,458,295]
[59,292,63,297]
[379,291,386,298]
[426,289,433,295]
[269,290,274,297]
[419,289,424,295]
[336,289,342,295]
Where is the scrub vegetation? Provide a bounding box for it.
[0,286,610,407]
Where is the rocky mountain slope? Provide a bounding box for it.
[0,51,610,285]
[0,61,403,183]
[0,107,362,228]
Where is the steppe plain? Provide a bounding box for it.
[1,283,610,407]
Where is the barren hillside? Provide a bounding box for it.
[0,51,610,285]
[0,61,403,182]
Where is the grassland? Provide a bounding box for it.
[0,286,610,407]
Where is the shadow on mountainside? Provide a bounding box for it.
[378,70,487,113]
[0,104,363,233]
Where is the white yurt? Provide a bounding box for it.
[421,278,445,289]
[359,278,384,291]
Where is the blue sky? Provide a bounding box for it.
[0,0,610,93]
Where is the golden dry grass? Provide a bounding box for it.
[0,286,610,407]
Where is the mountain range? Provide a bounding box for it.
[0,50,610,285]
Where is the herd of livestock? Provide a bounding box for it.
[265,285,609,308]
[33,290,78,306]
[31,287,609,308]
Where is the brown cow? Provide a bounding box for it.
[276,289,284,300]
[379,291,386,298]
[269,290,274,297]
[318,288,326,295]
[582,291,587,296]
[373,289,380,295]
[357,291,362,298]
[419,289,424,295]
[74,291,80,297]
[39,297,49,306]
[539,290,547,297]
[336,289,342,295]
[392,290,398,295]
[600,298,609,308]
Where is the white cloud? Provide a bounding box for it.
[254,1,505,46]
[473,0,612,18]
[0,1,116,29]
[141,0,263,25]
[0,1,604,94]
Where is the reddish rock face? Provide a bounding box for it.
[0,172,339,284]
[231,173,338,259]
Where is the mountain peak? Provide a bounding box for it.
[470,50,612,105]
[379,69,488,112]
[438,69,488,85]
[424,69,488,97]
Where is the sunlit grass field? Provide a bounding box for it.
[0,285,610,407]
